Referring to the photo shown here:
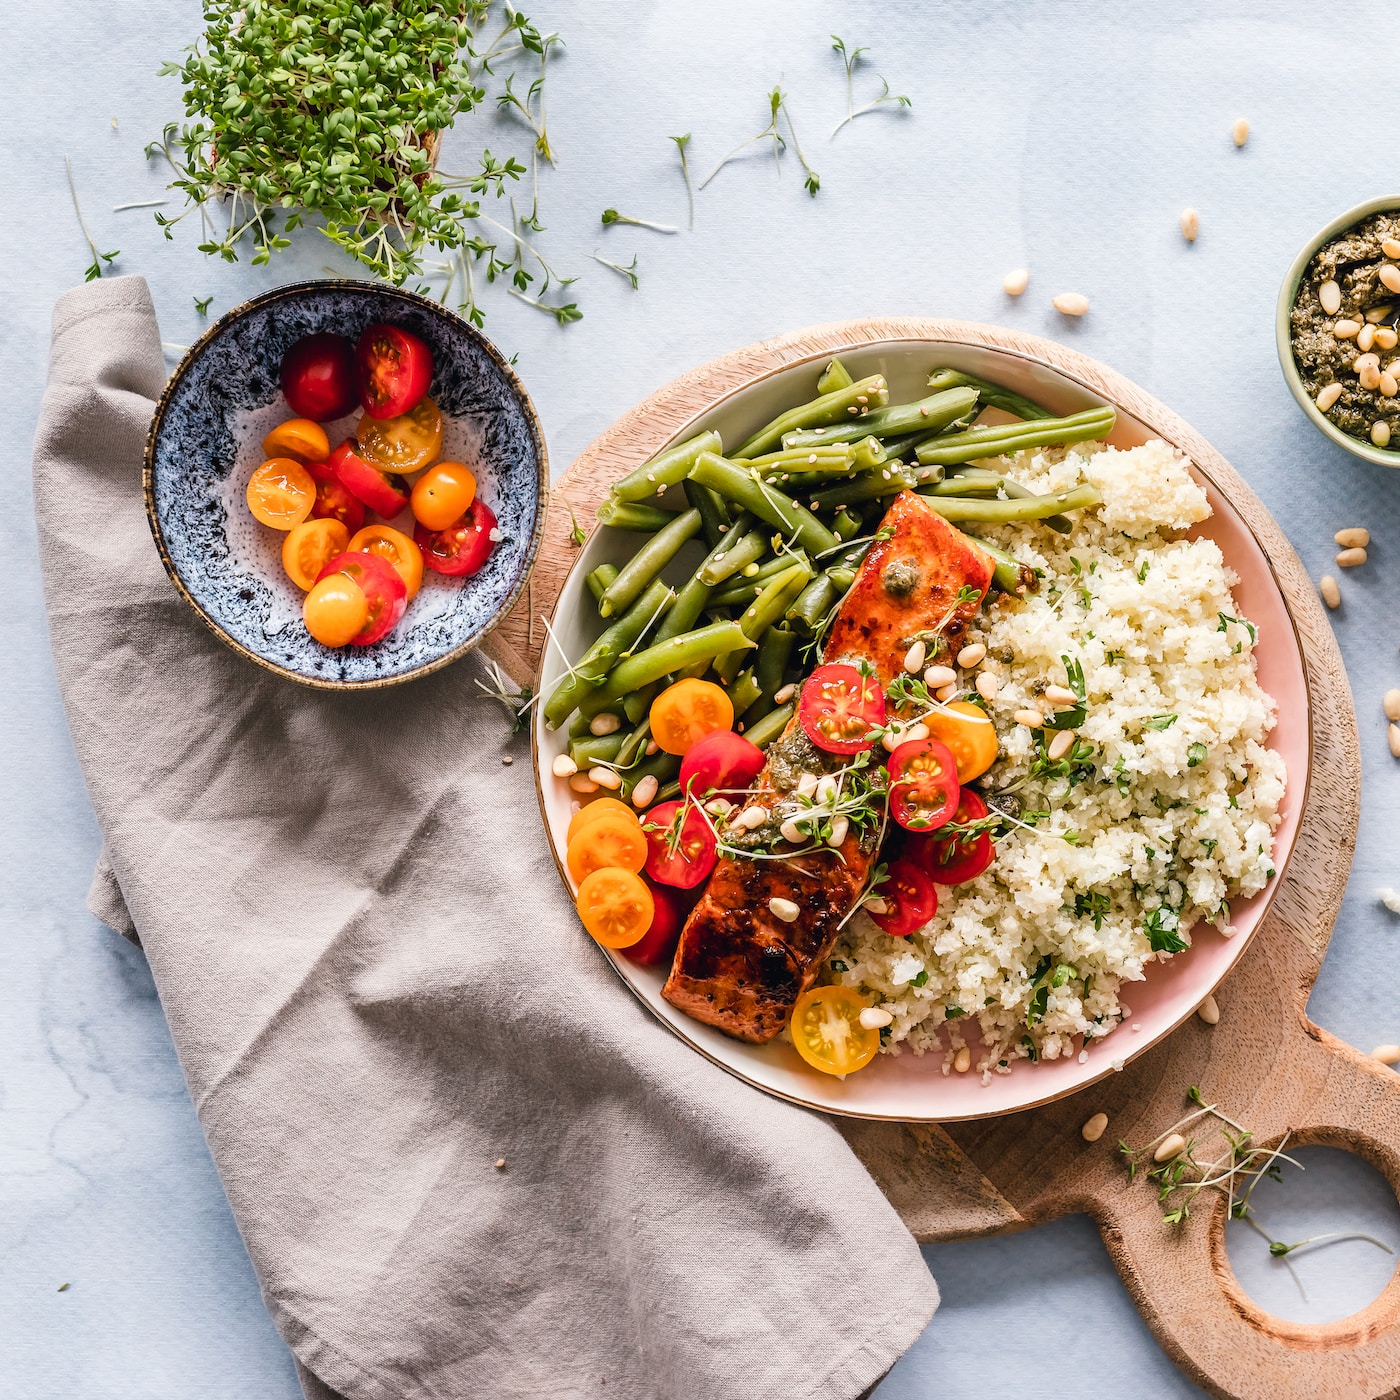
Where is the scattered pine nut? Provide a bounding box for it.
[1355,351,1381,372]
[1231,117,1250,147]
[779,818,807,845]
[1359,323,1378,352]
[589,712,621,736]
[903,640,927,673]
[501,755,513,765]
[1003,267,1029,296]
[953,1046,972,1073]
[957,643,987,668]
[1197,994,1220,1025]
[1381,373,1398,398]
[1044,684,1078,706]
[1319,280,1343,315]
[859,1006,894,1030]
[1373,421,1392,447]
[705,797,733,818]
[1380,266,1400,296]
[1379,328,1400,351]
[1372,1045,1400,1065]
[1336,547,1368,567]
[733,805,767,831]
[589,766,622,790]
[1335,527,1371,548]
[924,665,957,688]
[1360,365,1382,392]
[1319,575,1341,609]
[1316,382,1343,411]
[773,683,796,704]
[1081,1112,1108,1143]
[569,772,599,794]
[768,897,800,923]
[645,739,659,756]
[630,774,659,809]
[1390,723,1400,759]
[935,683,958,703]
[1180,208,1199,243]
[1053,292,1090,317]
[1154,1132,1188,1162]
[1334,319,1362,340]
[1013,708,1044,728]
[976,671,1000,702]
[1046,729,1075,761]
[552,753,578,778]
[494,1158,507,1170]
[1380,888,1400,914]
[829,814,849,848]
[1383,688,1400,722]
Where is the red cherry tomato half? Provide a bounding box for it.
[329,440,409,519]
[869,859,938,937]
[356,323,434,420]
[315,550,408,646]
[280,333,358,422]
[310,476,367,534]
[798,663,886,755]
[917,788,996,885]
[415,499,498,578]
[887,738,961,833]
[622,876,685,967]
[680,729,766,799]
[641,799,718,890]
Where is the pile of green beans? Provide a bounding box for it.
[542,358,1118,800]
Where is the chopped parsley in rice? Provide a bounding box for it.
[828,439,1285,1078]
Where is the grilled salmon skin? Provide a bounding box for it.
[662,493,996,1043]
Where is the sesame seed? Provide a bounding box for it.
[856,395,868,404]
[808,454,817,463]
[502,755,513,765]
[646,471,655,482]
[920,405,929,416]
[489,527,502,542]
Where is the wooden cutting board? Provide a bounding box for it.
[485,319,1400,1400]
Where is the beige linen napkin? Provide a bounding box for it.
[32,275,938,1400]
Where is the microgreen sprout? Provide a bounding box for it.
[829,36,911,140]
[777,95,820,196]
[670,134,695,228]
[474,659,537,733]
[699,86,786,189]
[193,295,212,316]
[563,500,588,546]
[601,209,678,234]
[112,198,168,212]
[591,250,640,289]
[64,157,118,282]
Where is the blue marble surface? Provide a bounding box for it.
[6,2,1400,1396]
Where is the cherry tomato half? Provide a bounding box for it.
[411,460,477,530]
[415,498,497,577]
[329,440,410,518]
[642,799,718,890]
[887,738,961,833]
[566,811,649,884]
[566,797,639,845]
[303,573,369,648]
[356,397,443,475]
[280,333,358,422]
[916,788,996,886]
[798,663,886,755]
[314,550,408,646]
[650,679,735,756]
[356,323,433,420]
[349,524,423,600]
[262,418,329,466]
[923,700,999,784]
[621,876,684,966]
[576,867,654,949]
[789,985,881,1076]
[869,859,938,937]
[282,518,350,592]
[310,476,367,534]
[679,729,766,799]
[246,458,316,530]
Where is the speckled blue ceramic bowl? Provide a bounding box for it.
[144,281,548,688]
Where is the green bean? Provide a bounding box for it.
[698,528,767,586]
[586,563,619,603]
[781,386,979,451]
[684,479,731,549]
[653,575,713,643]
[734,374,891,458]
[938,468,1073,533]
[745,701,795,751]
[787,573,837,634]
[926,369,1054,421]
[616,717,653,769]
[598,507,702,618]
[677,659,711,681]
[743,625,796,725]
[817,357,854,394]
[920,483,1103,525]
[651,775,683,805]
[727,669,763,717]
[570,732,626,767]
[850,435,887,469]
[741,443,855,473]
[579,621,755,716]
[706,550,812,608]
[914,407,1115,467]
[807,466,917,511]
[688,452,838,556]
[966,533,1037,595]
[595,499,679,532]
[619,749,680,802]
[623,679,659,725]
[569,708,603,739]
[611,429,723,502]
[828,565,856,591]
[715,562,812,682]
[832,508,863,541]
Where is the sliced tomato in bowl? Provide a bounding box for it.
[314,550,408,646]
[280,333,358,422]
[913,788,996,885]
[642,799,718,889]
[329,440,409,519]
[680,729,766,799]
[310,476,367,534]
[869,859,938,937]
[798,663,885,754]
[888,738,961,833]
[356,397,443,475]
[356,323,433,420]
[415,499,497,577]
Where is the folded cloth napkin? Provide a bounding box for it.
[32,276,939,1400]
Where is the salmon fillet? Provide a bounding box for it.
[662,493,996,1043]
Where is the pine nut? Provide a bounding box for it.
[1380,266,1400,295]
[630,774,659,809]
[1360,365,1382,392]
[864,897,889,915]
[1154,1132,1187,1162]
[773,683,796,704]
[1337,547,1368,567]
[1381,888,1400,914]
[1013,708,1044,728]
[1390,723,1400,759]
[904,640,927,673]
[1359,323,1378,352]
[924,665,957,688]
[1385,239,1400,260]
[1044,684,1078,706]
[1003,267,1029,296]
[569,772,599,794]
[1372,1044,1400,1065]
[768,897,800,923]
[1368,305,1395,324]
[976,672,1000,702]
[859,1006,893,1030]
[796,772,819,798]
[1382,373,1399,398]
[1355,351,1381,372]
[734,805,768,830]
[1319,575,1341,609]
[1316,382,1343,411]
[957,643,987,668]
[589,766,622,790]
[552,753,578,778]
[1335,527,1371,548]
[1380,327,1400,351]
[1197,994,1220,1025]
[589,712,621,736]
[1319,280,1342,315]
[1232,117,1249,147]
[779,818,807,845]
[1334,319,1362,340]
[1053,292,1090,317]
[1373,421,1392,447]
[1046,729,1075,761]
[1384,689,1400,722]
[1081,1112,1108,1143]
[813,775,837,806]
[935,683,958,703]
[705,797,733,817]
[954,1046,972,1073]
[1180,208,1199,242]
[829,814,849,847]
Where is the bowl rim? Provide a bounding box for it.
[143,279,550,691]
[1275,193,1400,470]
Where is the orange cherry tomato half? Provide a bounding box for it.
[303,573,369,647]
[246,458,316,530]
[575,868,654,949]
[310,476,366,534]
[649,679,735,756]
[566,812,649,884]
[566,797,639,845]
[621,876,684,966]
[415,499,497,577]
[314,551,408,646]
[328,440,410,518]
[923,700,999,783]
[261,418,330,466]
[789,985,881,1076]
[411,460,477,530]
[282,518,350,592]
[356,396,443,475]
[348,524,424,600]
[356,323,434,420]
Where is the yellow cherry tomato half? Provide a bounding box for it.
[355,396,443,474]
[576,867,654,949]
[789,985,881,1076]
[348,524,424,600]
[411,460,478,531]
[247,458,316,530]
[303,572,369,647]
[566,797,640,845]
[650,679,735,756]
[261,417,330,466]
[282,518,350,592]
[566,812,649,884]
[923,700,999,783]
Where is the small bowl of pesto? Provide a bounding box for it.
[1278,195,1400,467]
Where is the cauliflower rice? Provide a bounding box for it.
[828,439,1286,1078]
